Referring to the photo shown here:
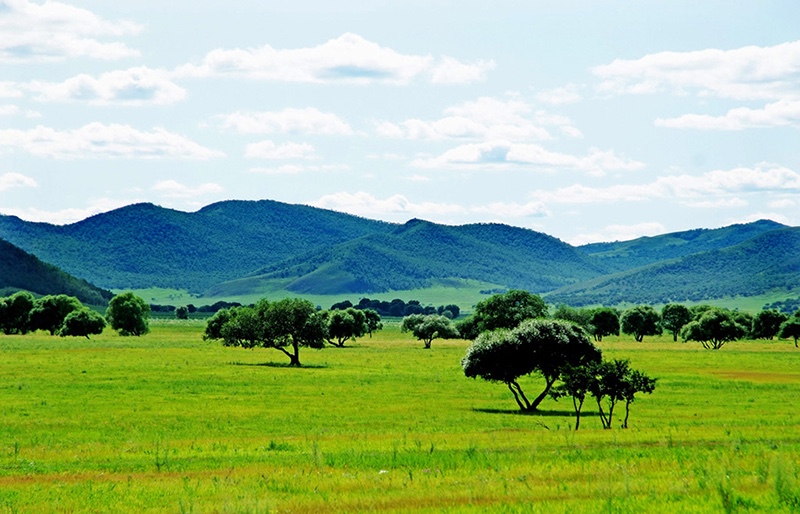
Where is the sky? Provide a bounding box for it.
[1,0,799,245]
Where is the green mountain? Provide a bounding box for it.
[206,219,606,296]
[0,239,113,305]
[548,227,800,306]
[0,200,391,292]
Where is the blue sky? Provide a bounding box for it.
[1,0,799,244]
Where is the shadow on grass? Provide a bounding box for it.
[228,361,328,369]
[473,407,576,417]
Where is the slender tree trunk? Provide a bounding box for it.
[573,396,584,430]
[509,380,532,410]
[528,377,557,411]
[673,332,678,342]
[423,338,432,349]
[596,397,609,429]
[623,399,632,428]
[507,382,526,410]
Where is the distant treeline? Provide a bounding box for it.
[764,296,800,315]
[150,300,243,314]
[331,298,460,319]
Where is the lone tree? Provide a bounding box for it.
[401,314,460,349]
[751,309,789,340]
[208,298,326,367]
[462,319,601,412]
[620,305,662,342]
[681,308,747,350]
[324,307,367,347]
[106,292,150,336]
[175,306,190,320]
[29,295,83,335]
[661,303,692,342]
[458,290,548,340]
[779,318,800,347]
[363,309,383,338]
[59,309,106,339]
[590,308,620,342]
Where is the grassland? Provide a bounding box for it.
[2,321,800,512]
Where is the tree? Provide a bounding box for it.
[590,359,657,429]
[779,318,800,347]
[471,290,548,335]
[401,314,460,349]
[751,309,788,340]
[681,308,747,350]
[175,305,189,320]
[620,305,661,342]
[59,309,106,339]
[661,304,692,342]
[29,295,83,335]
[462,319,601,412]
[552,305,592,331]
[589,308,620,342]
[0,291,35,335]
[106,292,150,336]
[549,363,599,430]
[363,309,383,338]
[208,298,326,367]
[325,307,367,347]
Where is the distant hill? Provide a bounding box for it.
[206,219,606,296]
[547,227,800,306]
[0,239,113,305]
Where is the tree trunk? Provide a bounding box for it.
[527,377,557,411]
[573,396,584,430]
[596,398,610,429]
[623,399,632,428]
[672,332,678,342]
[507,382,526,410]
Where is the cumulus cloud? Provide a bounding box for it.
[536,83,583,105]
[0,171,37,191]
[245,140,316,159]
[176,33,493,85]
[26,67,186,106]
[376,96,580,142]
[0,82,23,98]
[0,123,225,160]
[0,0,141,63]
[593,40,800,101]
[412,141,644,176]
[656,99,800,130]
[219,108,353,135]
[151,180,224,199]
[309,191,548,223]
[529,164,800,204]
[568,222,668,246]
[248,164,348,174]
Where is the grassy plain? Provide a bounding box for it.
[2,322,800,512]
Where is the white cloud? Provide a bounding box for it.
[376,96,581,142]
[593,40,800,101]
[0,197,133,225]
[309,191,548,223]
[413,141,644,176]
[245,140,316,159]
[0,171,37,191]
[656,99,800,130]
[219,108,353,135]
[536,83,583,105]
[530,163,800,204]
[0,82,23,98]
[248,164,348,174]
[27,67,186,106]
[569,222,668,246]
[0,123,225,160]
[0,104,20,116]
[430,56,495,84]
[176,32,492,85]
[152,180,224,199]
[0,0,141,63]
[768,198,797,209]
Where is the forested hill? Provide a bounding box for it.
[0,200,392,291]
[0,239,113,305]
[547,226,800,306]
[206,219,606,296]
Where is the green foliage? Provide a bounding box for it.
[620,305,662,342]
[779,318,800,347]
[363,309,383,338]
[681,308,748,350]
[59,308,106,339]
[751,310,788,340]
[462,319,601,411]
[29,295,83,335]
[0,291,35,334]
[589,359,657,429]
[324,307,368,347]
[471,289,548,334]
[175,305,189,320]
[106,292,150,336]
[552,305,593,331]
[589,307,620,342]
[400,314,460,349]
[661,303,693,342]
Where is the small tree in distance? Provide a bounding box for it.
[363,309,383,338]
[621,305,661,342]
[106,292,150,336]
[681,308,747,350]
[590,308,620,342]
[751,309,788,340]
[175,306,189,320]
[59,309,106,339]
[324,308,367,347]
[661,304,692,342]
[401,314,459,349]
[779,318,800,347]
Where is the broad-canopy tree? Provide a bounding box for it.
[589,308,620,342]
[462,319,601,412]
[29,295,83,335]
[324,307,367,347]
[552,305,592,332]
[0,291,35,335]
[106,292,150,336]
[401,314,460,349]
[59,308,106,339]
[751,309,788,340]
[363,309,383,338]
[661,303,692,342]
[779,318,800,347]
[208,298,327,367]
[681,308,748,350]
[620,305,662,342]
[459,290,548,340]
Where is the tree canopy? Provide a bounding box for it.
[620,305,662,342]
[661,303,693,342]
[751,309,789,340]
[779,318,800,347]
[106,292,150,336]
[29,295,83,335]
[589,308,620,342]
[59,308,106,339]
[324,307,368,347]
[401,314,460,349]
[681,308,748,350]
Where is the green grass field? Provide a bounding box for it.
[2,321,800,512]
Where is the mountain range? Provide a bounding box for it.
[0,200,796,306]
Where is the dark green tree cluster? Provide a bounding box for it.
[551,305,620,342]
[105,293,150,336]
[0,292,106,339]
[779,310,800,347]
[333,298,460,319]
[456,289,548,340]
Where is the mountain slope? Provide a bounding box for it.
[578,219,787,272]
[0,239,113,304]
[206,219,608,296]
[547,227,800,306]
[0,200,392,291]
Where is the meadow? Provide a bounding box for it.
[1,321,800,512]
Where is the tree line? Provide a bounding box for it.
[331,298,460,319]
